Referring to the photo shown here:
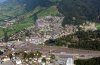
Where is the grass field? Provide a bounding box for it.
[37,6,59,17]
[96,23,100,29]
[0,16,34,37]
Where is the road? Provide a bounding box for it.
[13,43,100,59]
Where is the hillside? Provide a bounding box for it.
[0,0,59,37]
[1,0,100,23]
[0,0,60,20]
[58,0,100,25]
[0,0,100,37]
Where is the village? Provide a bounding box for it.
[10,16,97,45]
[0,16,99,65]
[9,16,78,45]
[0,39,100,65]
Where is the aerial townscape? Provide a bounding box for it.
[0,0,100,65]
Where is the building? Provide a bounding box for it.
[0,60,14,65]
[79,22,97,31]
[66,58,74,65]
[0,57,14,65]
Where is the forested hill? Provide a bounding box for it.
[1,0,100,25]
[5,0,59,11]
[58,0,100,25]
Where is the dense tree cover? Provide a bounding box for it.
[8,53,13,59]
[75,57,100,65]
[3,0,100,25]
[69,30,100,50]
[42,57,46,63]
[6,0,54,11]
[14,51,42,61]
[50,54,55,60]
[3,28,9,42]
[45,30,100,51]
[0,50,3,55]
[58,0,100,26]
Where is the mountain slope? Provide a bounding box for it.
[0,0,24,20]
[0,0,60,20]
[0,0,60,37]
[58,0,100,25]
[0,0,100,37]
[4,0,100,25]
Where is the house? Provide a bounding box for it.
[66,58,74,65]
[0,60,14,65]
[0,57,14,65]
[11,57,22,65]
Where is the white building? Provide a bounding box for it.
[25,36,44,45]
[66,58,74,65]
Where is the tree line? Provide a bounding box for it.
[75,57,100,65]
[45,30,100,51]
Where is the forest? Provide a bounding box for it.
[75,57,100,65]
[45,30,100,51]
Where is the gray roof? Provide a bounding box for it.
[0,60,14,65]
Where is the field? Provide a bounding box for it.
[96,23,100,29]
[37,6,59,17]
[0,5,59,38]
[0,17,34,37]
